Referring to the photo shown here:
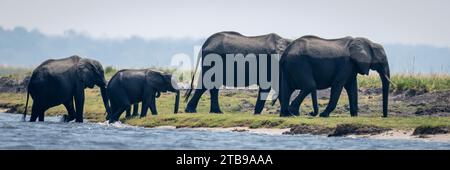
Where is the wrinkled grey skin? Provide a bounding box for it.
[279,35,391,117]
[23,55,110,122]
[185,31,292,114]
[106,69,179,123]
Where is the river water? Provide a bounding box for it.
[0,112,449,150]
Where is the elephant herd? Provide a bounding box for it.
[22,31,391,123]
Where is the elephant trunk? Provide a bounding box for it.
[174,90,180,114]
[378,65,390,117]
[100,86,111,115]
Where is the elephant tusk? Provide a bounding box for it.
[384,75,396,87]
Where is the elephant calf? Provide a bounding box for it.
[106,69,180,123]
[123,91,160,118]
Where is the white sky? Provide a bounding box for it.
[1,0,450,46]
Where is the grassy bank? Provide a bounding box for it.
[1,73,450,131]
[358,73,450,92]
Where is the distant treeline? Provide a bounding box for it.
[1,26,450,73]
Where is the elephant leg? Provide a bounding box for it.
[309,90,319,116]
[74,90,85,123]
[63,100,76,122]
[344,76,358,117]
[30,102,43,122]
[125,105,132,119]
[320,85,344,117]
[254,88,270,114]
[106,101,118,121]
[109,105,126,123]
[132,103,139,117]
[149,95,158,115]
[140,88,154,117]
[185,88,206,113]
[209,89,222,113]
[280,80,294,117]
[38,109,45,122]
[289,90,310,116]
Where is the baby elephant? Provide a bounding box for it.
[106,69,180,123]
[124,91,159,118]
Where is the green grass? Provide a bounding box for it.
[358,73,450,92]
[1,86,450,130]
[1,71,450,130]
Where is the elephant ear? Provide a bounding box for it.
[145,70,166,91]
[349,39,371,75]
[369,43,387,64]
[76,59,95,88]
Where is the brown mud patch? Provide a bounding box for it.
[283,123,391,137]
[328,124,391,137]
[412,125,450,135]
[282,124,334,135]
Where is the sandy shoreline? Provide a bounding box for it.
[0,108,9,113]
[351,129,450,143]
[150,125,450,143]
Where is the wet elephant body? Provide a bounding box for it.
[23,55,110,122]
[106,69,179,123]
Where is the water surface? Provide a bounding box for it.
[1,112,449,150]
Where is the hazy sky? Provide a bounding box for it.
[1,0,450,46]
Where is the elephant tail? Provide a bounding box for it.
[22,90,30,122]
[272,56,286,106]
[271,97,278,106]
[184,48,202,102]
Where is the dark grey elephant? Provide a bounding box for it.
[23,55,110,122]
[106,69,179,123]
[184,31,292,114]
[123,91,160,118]
[279,35,391,117]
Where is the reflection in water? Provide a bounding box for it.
[0,113,449,150]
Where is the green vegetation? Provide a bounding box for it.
[1,86,449,130]
[1,71,450,131]
[0,66,31,79]
[358,73,450,92]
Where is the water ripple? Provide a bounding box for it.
[1,113,449,150]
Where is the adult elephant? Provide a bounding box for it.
[106,69,180,123]
[184,31,292,114]
[23,55,110,122]
[279,35,391,117]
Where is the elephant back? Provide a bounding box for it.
[299,36,353,58]
[203,31,284,55]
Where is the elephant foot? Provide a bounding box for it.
[253,112,262,115]
[280,114,295,117]
[288,107,300,116]
[319,112,330,117]
[280,111,296,117]
[62,115,75,122]
[184,108,197,113]
[209,110,223,114]
[309,112,319,117]
[125,115,132,119]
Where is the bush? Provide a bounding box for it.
[104,66,116,74]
